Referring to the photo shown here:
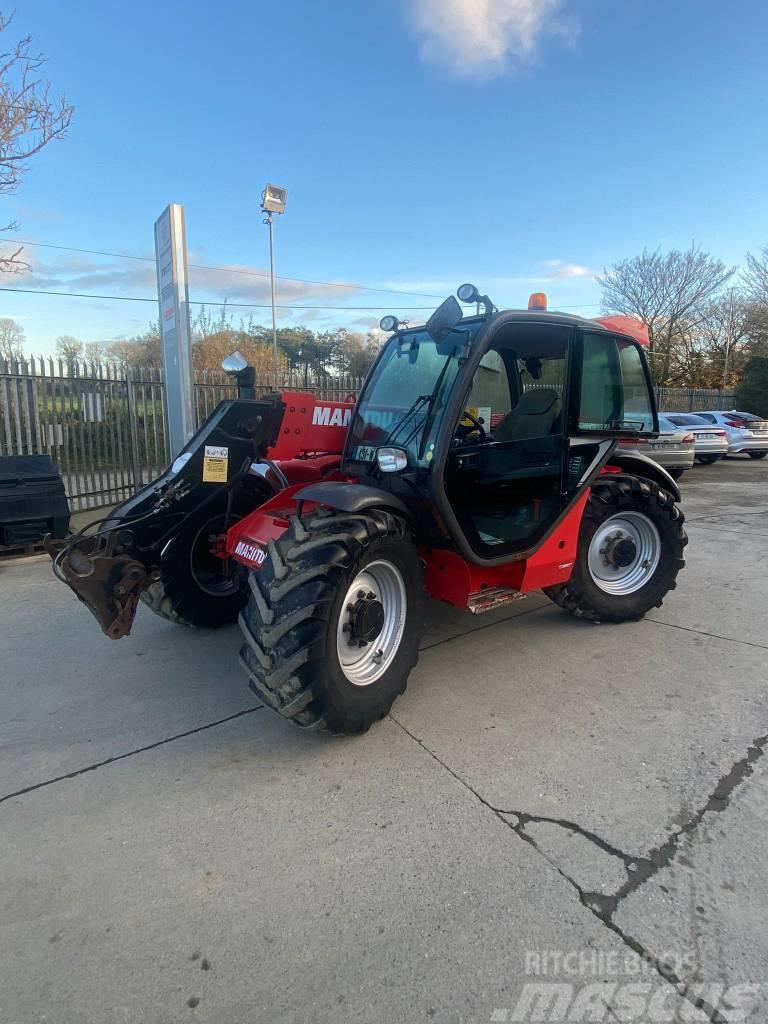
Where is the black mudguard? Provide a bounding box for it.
[295,481,412,520]
[609,452,682,502]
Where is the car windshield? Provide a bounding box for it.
[346,322,481,468]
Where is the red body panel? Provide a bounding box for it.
[593,315,649,347]
[422,489,589,607]
[269,390,354,459]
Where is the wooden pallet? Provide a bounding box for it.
[0,539,49,560]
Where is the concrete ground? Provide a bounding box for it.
[1,457,767,1024]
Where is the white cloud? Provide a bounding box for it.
[407,0,575,79]
[19,253,362,308]
[543,259,593,280]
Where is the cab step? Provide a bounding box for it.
[467,586,526,614]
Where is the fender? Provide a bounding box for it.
[607,452,682,501]
[294,481,412,520]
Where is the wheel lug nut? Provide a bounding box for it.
[366,591,375,600]
[357,589,366,599]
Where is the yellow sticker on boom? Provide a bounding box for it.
[203,444,229,483]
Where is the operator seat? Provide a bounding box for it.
[494,387,560,441]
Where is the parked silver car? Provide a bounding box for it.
[618,414,696,479]
[692,411,768,459]
[664,413,729,464]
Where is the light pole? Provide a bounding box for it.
[261,183,288,390]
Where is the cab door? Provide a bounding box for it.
[445,323,571,557]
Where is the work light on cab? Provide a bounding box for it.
[376,447,408,473]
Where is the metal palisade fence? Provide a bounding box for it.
[0,358,362,512]
[0,358,736,513]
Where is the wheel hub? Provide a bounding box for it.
[587,512,662,596]
[336,562,407,686]
[346,591,385,645]
[604,535,637,569]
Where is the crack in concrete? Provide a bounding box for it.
[494,732,768,919]
[504,817,729,1024]
[643,616,768,652]
[0,706,263,807]
[390,714,768,1023]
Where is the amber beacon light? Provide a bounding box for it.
[528,292,548,310]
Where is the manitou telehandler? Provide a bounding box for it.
[49,287,686,733]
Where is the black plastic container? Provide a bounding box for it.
[0,454,70,547]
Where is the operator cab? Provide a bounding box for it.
[344,287,658,564]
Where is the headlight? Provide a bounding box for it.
[376,447,408,473]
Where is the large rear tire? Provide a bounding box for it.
[238,507,425,733]
[544,476,686,623]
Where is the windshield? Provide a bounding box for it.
[347,322,480,469]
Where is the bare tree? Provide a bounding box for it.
[55,334,82,362]
[597,245,735,384]
[696,289,750,388]
[0,313,23,361]
[0,11,74,271]
[743,243,768,303]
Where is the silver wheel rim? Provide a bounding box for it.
[587,512,661,596]
[336,560,407,686]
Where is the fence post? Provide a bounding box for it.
[126,372,142,492]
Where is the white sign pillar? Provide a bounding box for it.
[154,203,195,458]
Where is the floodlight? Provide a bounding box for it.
[261,183,288,215]
[379,315,401,332]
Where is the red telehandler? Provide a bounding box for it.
[49,287,686,733]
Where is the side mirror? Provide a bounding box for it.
[425,296,462,343]
[221,350,249,375]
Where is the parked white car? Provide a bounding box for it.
[664,413,729,464]
[692,411,768,459]
[618,414,696,479]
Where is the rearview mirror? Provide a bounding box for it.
[221,350,249,375]
[425,296,462,343]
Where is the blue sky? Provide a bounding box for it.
[3,0,768,355]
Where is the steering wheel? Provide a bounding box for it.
[456,409,487,443]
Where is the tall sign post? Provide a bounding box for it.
[154,203,195,458]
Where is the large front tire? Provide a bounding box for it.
[238,507,426,734]
[545,476,686,623]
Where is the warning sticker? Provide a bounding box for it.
[203,444,229,482]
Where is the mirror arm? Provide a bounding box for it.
[235,365,256,399]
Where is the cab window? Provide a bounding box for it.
[578,333,654,432]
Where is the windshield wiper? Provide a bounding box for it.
[382,395,431,445]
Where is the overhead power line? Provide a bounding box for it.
[0,236,449,300]
[0,285,437,311]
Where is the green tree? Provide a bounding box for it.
[734,357,768,417]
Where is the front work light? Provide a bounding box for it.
[379,315,401,332]
[376,447,408,473]
[457,283,480,304]
[528,292,548,310]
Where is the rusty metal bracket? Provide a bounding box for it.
[45,536,149,639]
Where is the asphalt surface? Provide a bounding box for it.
[1,457,767,1024]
